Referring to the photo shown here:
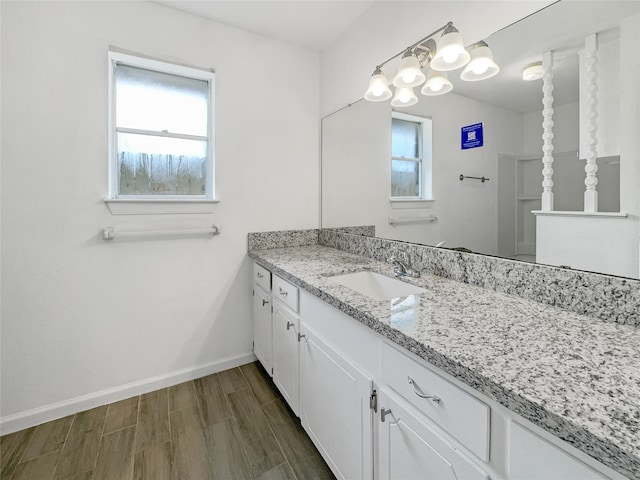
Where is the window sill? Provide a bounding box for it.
[390,198,435,209]
[104,198,220,215]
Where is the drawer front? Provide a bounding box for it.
[381,342,490,461]
[254,263,271,292]
[272,275,299,313]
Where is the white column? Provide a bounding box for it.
[541,51,554,212]
[583,33,599,213]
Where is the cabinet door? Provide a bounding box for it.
[253,286,272,375]
[378,389,488,480]
[299,325,373,480]
[272,300,299,415]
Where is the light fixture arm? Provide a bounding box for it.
[467,40,489,51]
[373,21,453,70]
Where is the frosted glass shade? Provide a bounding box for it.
[392,53,426,88]
[431,29,470,71]
[522,62,544,81]
[391,87,418,107]
[460,44,499,81]
[421,70,452,96]
[364,69,393,101]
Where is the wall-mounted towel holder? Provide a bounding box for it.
[460,174,490,183]
[388,215,438,225]
[102,224,220,241]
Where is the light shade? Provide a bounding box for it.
[364,67,393,101]
[522,62,544,81]
[392,51,426,88]
[391,87,418,107]
[421,70,452,96]
[460,42,499,81]
[430,25,470,71]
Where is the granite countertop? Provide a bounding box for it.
[249,244,640,479]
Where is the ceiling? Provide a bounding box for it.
[154,1,375,51]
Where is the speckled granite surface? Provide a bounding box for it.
[249,244,640,478]
[246,226,375,250]
[247,229,319,251]
[320,230,640,327]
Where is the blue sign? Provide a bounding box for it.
[461,123,483,149]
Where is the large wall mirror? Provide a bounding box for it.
[321,0,640,279]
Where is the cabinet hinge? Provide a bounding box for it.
[370,389,378,412]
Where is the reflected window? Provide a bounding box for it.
[391,113,432,199]
[109,52,215,199]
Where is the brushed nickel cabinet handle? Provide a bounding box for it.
[279,287,288,297]
[262,299,269,306]
[286,321,294,330]
[381,407,393,422]
[408,376,441,403]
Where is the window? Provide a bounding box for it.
[108,52,215,200]
[391,112,432,200]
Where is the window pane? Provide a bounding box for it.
[118,132,207,196]
[116,65,208,136]
[392,118,420,158]
[391,159,420,197]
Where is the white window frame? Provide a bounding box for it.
[107,51,216,201]
[391,111,433,202]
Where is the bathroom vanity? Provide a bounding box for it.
[249,235,639,480]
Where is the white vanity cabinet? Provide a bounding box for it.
[299,324,374,480]
[377,388,489,480]
[272,275,300,415]
[252,263,272,374]
[250,261,626,480]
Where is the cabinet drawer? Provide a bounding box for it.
[254,263,271,292]
[381,342,490,461]
[273,275,299,313]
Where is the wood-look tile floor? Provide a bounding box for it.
[0,362,335,480]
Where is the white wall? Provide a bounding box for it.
[536,215,639,278]
[0,1,319,431]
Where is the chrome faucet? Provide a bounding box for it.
[387,251,420,278]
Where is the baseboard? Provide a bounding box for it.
[0,352,256,435]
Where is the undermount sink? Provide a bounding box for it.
[327,271,426,301]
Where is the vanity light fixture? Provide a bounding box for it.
[421,69,453,96]
[430,24,471,71]
[364,67,393,101]
[363,21,499,107]
[460,41,500,81]
[391,86,418,107]
[393,49,427,88]
[522,61,544,81]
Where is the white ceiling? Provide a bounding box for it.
[154,0,375,51]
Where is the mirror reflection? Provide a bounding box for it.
[321,0,640,279]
